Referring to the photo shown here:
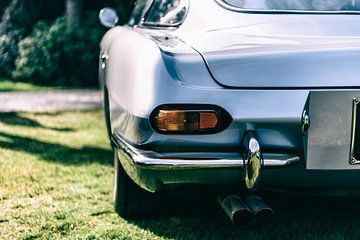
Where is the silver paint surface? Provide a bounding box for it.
[100,0,360,194]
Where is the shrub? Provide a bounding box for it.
[12,21,61,83]
[0,0,11,18]
[13,14,104,87]
[0,30,23,76]
[0,0,39,77]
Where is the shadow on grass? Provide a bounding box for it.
[2,113,360,239]
[129,189,360,240]
[0,112,74,132]
[0,131,112,165]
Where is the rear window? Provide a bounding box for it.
[222,0,360,11]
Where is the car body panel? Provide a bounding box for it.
[100,0,360,194]
[181,17,360,88]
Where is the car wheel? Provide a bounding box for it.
[113,151,158,218]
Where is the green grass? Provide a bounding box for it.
[0,79,55,92]
[1,110,360,239]
[0,78,99,92]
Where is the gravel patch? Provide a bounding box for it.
[0,90,102,112]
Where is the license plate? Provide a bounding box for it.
[306,91,360,170]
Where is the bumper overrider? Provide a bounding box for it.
[112,133,300,193]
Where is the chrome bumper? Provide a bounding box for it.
[112,134,300,192]
[112,134,300,170]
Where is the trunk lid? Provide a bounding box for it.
[182,17,360,88]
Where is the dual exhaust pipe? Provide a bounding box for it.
[217,131,274,225]
[217,194,275,225]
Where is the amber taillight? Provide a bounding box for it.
[150,105,231,134]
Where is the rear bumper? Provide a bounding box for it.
[112,133,300,192]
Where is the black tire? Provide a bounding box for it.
[113,151,158,218]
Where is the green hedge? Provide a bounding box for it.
[13,14,104,87]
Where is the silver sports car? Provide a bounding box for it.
[99,0,360,224]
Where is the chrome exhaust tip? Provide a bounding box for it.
[241,132,263,192]
[244,195,275,224]
[217,194,253,226]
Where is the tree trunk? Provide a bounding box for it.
[66,0,82,28]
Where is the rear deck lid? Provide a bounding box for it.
[184,17,360,88]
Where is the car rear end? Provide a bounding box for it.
[102,0,360,221]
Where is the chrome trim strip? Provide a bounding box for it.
[112,134,300,170]
[139,0,155,25]
[215,0,360,14]
[350,98,360,164]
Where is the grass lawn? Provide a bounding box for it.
[0,79,55,92]
[1,110,360,239]
[0,78,99,92]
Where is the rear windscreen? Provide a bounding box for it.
[222,0,360,11]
